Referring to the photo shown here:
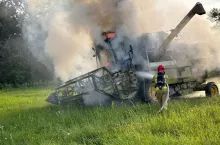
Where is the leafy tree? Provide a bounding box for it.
[0,1,54,87]
[209,8,220,23]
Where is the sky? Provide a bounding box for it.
[27,0,220,11]
[198,0,220,10]
[170,0,220,10]
[155,0,220,20]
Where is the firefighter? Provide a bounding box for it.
[152,65,169,109]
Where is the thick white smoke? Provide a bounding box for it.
[20,0,220,82]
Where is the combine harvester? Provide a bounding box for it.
[46,2,219,106]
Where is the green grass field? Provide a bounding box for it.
[1,88,220,145]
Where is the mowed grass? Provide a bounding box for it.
[0,88,220,145]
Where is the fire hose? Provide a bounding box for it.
[158,83,170,113]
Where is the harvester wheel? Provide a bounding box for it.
[205,82,219,97]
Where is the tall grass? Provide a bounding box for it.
[0,88,220,145]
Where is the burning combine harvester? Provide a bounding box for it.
[46,2,219,106]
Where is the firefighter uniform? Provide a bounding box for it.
[152,65,169,108]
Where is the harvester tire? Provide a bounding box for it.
[205,82,219,97]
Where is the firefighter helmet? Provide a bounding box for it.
[158,65,165,72]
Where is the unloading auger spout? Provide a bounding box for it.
[153,2,206,61]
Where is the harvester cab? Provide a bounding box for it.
[93,31,134,73]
